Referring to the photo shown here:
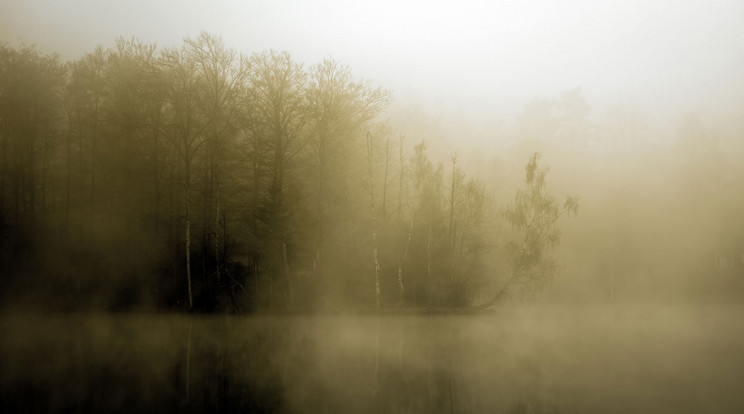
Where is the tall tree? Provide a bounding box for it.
[304,59,390,299]
[0,45,63,228]
[184,32,248,286]
[0,45,64,283]
[244,50,307,307]
[160,44,212,310]
[500,153,578,301]
[65,47,107,235]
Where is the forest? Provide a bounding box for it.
[1,32,743,314]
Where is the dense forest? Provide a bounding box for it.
[1,32,743,313]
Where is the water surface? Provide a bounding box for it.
[1,306,743,413]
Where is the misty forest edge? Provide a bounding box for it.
[4,32,737,313]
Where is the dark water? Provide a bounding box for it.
[1,306,744,413]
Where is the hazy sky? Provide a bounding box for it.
[2,0,743,121]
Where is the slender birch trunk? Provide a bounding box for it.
[397,200,417,307]
[372,230,381,311]
[427,224,432,304]
[366,132,381,311]
[185,157,194,310]
[381,138,390,224]
[447,154,459,284]
[398,134,404,220]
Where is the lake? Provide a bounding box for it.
[1,306,743,413]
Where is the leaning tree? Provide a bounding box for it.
[476,153,578,308]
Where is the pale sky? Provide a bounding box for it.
[2,0,743,122]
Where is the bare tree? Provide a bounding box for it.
[63,47,107,237]
[305,58,389,296]
[244,50,307,307]
[184,32,248,286]
[160,45,212,310]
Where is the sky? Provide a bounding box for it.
[2,0,743,124]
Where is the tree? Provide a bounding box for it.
[450,178,489,303]
[0,45,64,229]
[0,45,65,290]
[503,153,578,299]
[413,145,444,306]
[243,50,307,307]
[304,58,390,299]
[105,38,171,247]
[476,153,578,308]
[401,141,437,306]
[183,32,248,286]
[160,44,210,310]
[64,47,107,236]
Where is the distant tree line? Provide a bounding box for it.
[0,33,577,312]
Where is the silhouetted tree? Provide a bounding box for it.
[304,58,389,302]
[0,45,63,238]
[244,50,307,307]
[184,32,248,287]
[161,44,211,310]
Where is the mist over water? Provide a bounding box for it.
[3,309,744,413]
[2,1,744,412]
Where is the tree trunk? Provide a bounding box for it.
[381,138,390,224]
[90,97,98,228]
[372,229,381,311]
[397,202,416,307]
[367,132,381,312]
[447,154,459,284]
[397,134,404,220]
[282,242,293,305]
[470,277,516,311]
[77,105,84,238]
[427,224,432,305]
[65,112,71,228]
[185,159,193,310]
[213,162,221,285]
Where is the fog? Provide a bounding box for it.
[3,1,743,121]
[2,1,744,412]
[4,310,744,412]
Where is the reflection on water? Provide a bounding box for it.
[1,306,744,413]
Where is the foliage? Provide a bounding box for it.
[0,37,580,312]
[503,153,578,298]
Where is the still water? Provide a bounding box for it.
[1,306,743,413]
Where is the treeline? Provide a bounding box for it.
[0,33,576,312]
